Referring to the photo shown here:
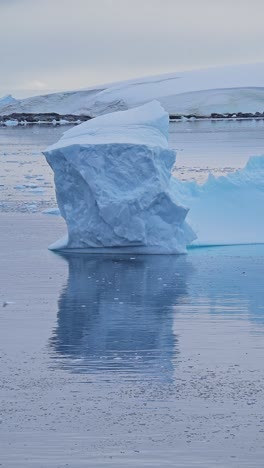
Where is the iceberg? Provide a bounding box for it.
[43,101,195,254]
[172,155,264,246]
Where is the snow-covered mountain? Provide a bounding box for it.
[1,63,264,116]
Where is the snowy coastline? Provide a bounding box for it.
[2,63,264,119]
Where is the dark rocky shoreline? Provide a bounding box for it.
[1,111,264,126]
[0,113,91,125]
[169,111,264,120]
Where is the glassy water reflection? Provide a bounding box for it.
[50,254,192,381]
[50,247,264,383]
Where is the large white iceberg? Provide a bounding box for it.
[44,101,195,253]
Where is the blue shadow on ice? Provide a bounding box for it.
[49,253,193,382]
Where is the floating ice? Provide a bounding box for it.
[44,101,195,253]
[28,187,44,193]
[173,155,264,246]
[4,119,18,127]
[42,207,61,216]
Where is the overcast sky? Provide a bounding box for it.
[1,0,264,97]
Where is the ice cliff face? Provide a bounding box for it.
[44,101,195,253]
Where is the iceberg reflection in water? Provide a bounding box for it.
[49,254,192,381]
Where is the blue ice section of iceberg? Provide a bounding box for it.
[44,101,195,253]
[172,155,264,246]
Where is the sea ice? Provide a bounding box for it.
[44,101,195,253]
[42,208,61,216]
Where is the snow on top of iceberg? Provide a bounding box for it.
[47,101,170,150]
[2,62,264,116]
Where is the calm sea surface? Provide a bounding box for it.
[1,119,264,211]
[0,122,264,466]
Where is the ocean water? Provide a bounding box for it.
[1,122,264,466]
[1,119,264,211]
[170,118,264,181]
